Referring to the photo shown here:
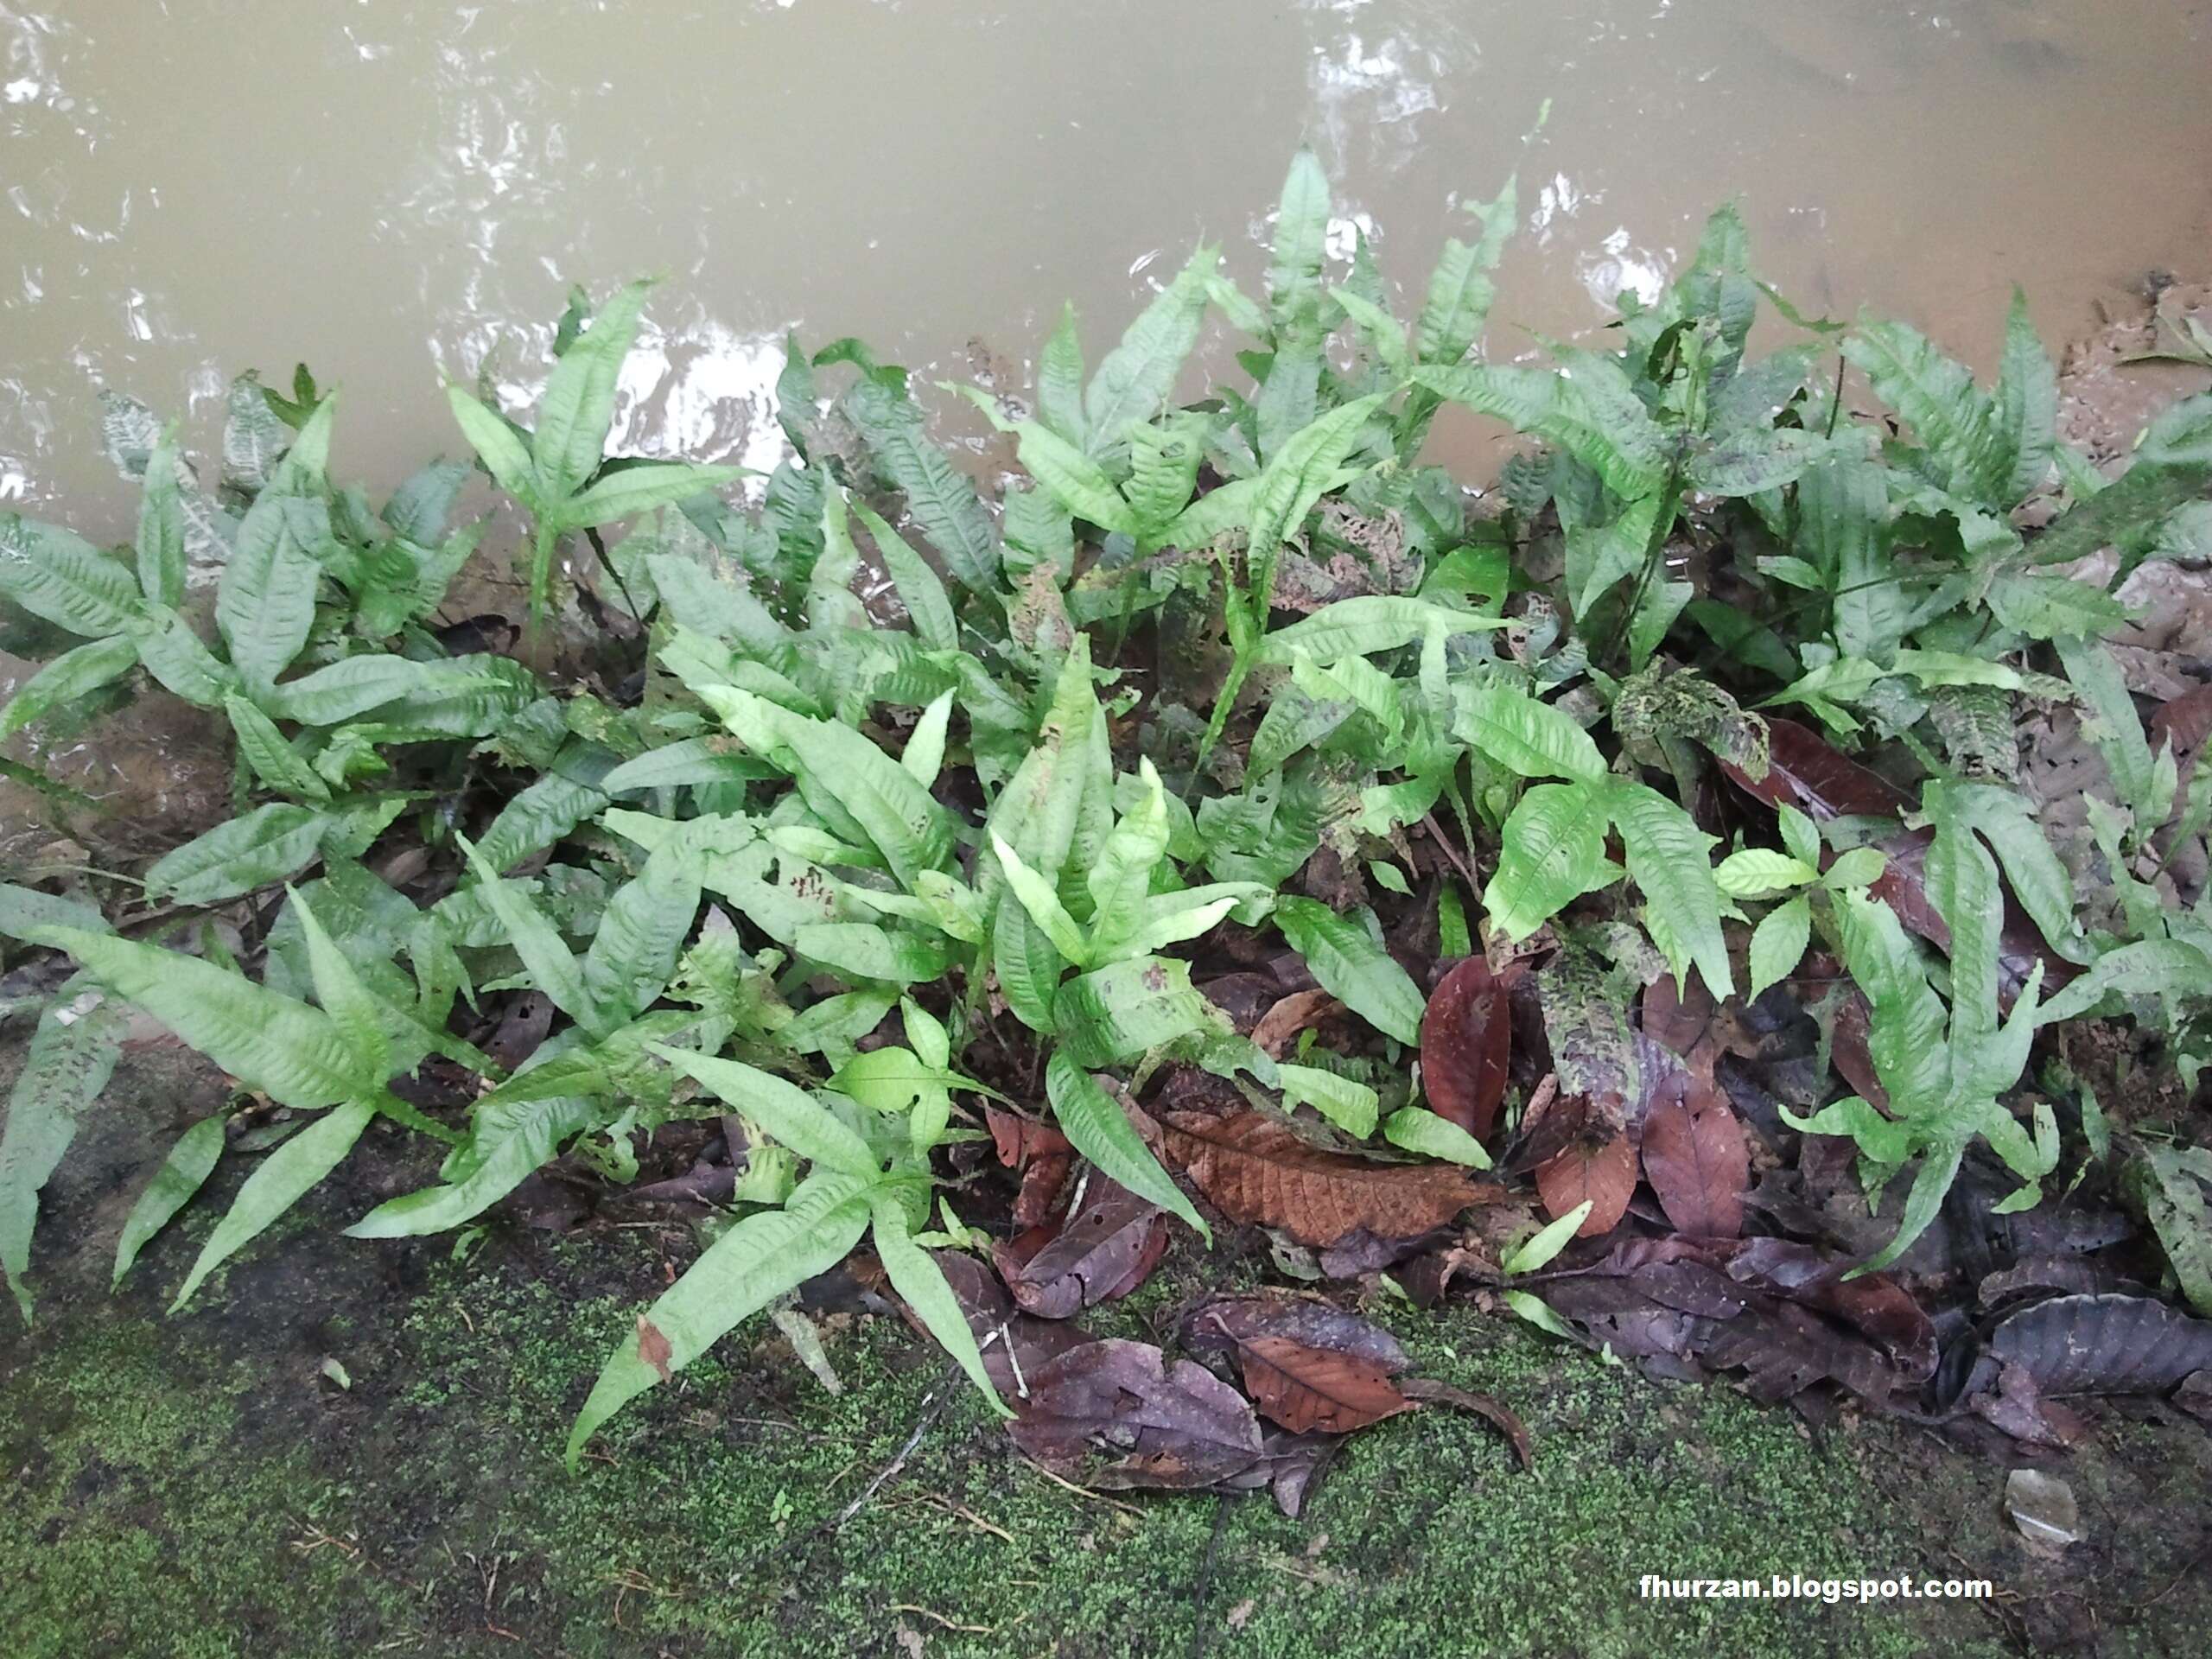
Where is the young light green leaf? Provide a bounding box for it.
[135,429,188,608]
[1454,686,1607,785]
[1412,361,1668,499]
[445,385,540,504]
[870,1195,1008,1413]
[1484,781,1618,941]
[1037,302,1089,448]
[564,1169,874,1467]
[1714,849,1817,900]
[560,461,743,529]
[1747,894,1813,1001]
[1,990,124,1321]
[1273,898,1424,1046]
[1503,1202,1594,1274]
[288,887,392,1085]
[582,854,701,1027]
[1383,1108,1493,1168]
[901,690,954,788]
[1278,1063,1380,1139]
[171,1100,376,1310]
[1052,955,1215,1066]
[112,1114,226,1288]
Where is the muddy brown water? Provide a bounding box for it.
[4,0,2211,537]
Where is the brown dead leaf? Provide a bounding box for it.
[1160,1109,1505,1247]
[1399,1377,1535,1471]
[1252,989,1344,1058]
[1640,1073,1750,1238]
[1237,1336,1413,1434]
[1420,957,1510,1143]
[1533,1129,1636,1237]
[636,1316,673,1383]
[987,1106,1075,1229]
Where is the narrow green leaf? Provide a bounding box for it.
[144,804,328,906]
[870,1196,1008,1412]
[565,1169,874,1467]
[534,279,654,502]
[225,696,330,802]
[1278,1063,1380,1139]
[136,429,188,608]
[38,928,359,1109]
[346,1096,600,1239]
[1037,302,1089,448]
[656,1046,879,1178]
[1261,596,1508,665]
[560,461,743,529]
[1045,1051,1208,1241]
[445,385,540,504]
[1383,1107,1493,1168]
[1052,956,1214,1067]
[455,834,602,1038]
[216,494,327,692]
[289,887,392,1084]
[852,499,957,653]
[171,1101,376,1310]
[1995,287,2058,504]
[0,514,144,638]
[1611,782,1734,999]
[112,1115,227,1288]
[1273,897,1424,1046]
[1084,245,1217,453]
[1,991,124,1321]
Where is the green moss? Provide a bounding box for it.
[9,1232,2190,1657]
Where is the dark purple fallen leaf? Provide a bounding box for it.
[986,1106,1075,1229]
[1217,1429,1342,1518]
[1721,717,1911,819]
[893,1250,1085,1399]
[1008,1338,1266,1491]
[1399,1377,1535,1471]
[1179,1292,1408,1371]
[1421,957,1510,1143]
[1986,1294,2212,1395]
[993,1177,1166,1319]
[1725,1236,1938,1383]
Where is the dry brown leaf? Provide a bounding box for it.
[1237,1336,1413,1434]
[1534,1130,1636,1237]
[1160,1109,1504,1247]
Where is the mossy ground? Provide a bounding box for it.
[3,1047,2208,1657]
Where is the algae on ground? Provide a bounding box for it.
[4,1224,2024,1659]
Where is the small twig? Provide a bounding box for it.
[825,1367,958,1533]
[1421,810,1481,893]
[1186,1492,1236,1659]
[1016,1452,1143,1515]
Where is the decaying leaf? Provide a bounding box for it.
[1420,957,1510,1143]
[1639,1071,1750,1238]
[1983,1293,2212,1396]
[1160,1110,1504,1247]
[1251,988,1344,1058]
[1009,1338,1266,1490]
[1236,1335,1413,1433]
[1533,1126,1636,1238]
[994,1176,1166,1319]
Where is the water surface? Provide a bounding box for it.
[4,0,2210,532]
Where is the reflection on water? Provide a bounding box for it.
[3,0,2209,534]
